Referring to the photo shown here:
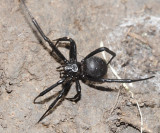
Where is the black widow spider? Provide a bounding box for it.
[20,0,154,123]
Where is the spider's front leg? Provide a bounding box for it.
[37,86,67,123]
[37,78,72,123]
[20,0,68,63]
[52,37,77,62]
[65,80,81,102]
[34,78,66,103]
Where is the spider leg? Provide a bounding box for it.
[37,86,67,123]
[82,47,116,65]
[52,37,70,47]
[53,37,77,62]
[65,80,81,102]
[20,0,68,63]
[86,76,155,83]
[34,78,65,103]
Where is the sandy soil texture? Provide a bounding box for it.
[0,0,160,133]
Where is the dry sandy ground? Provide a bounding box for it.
[0,0,160,133]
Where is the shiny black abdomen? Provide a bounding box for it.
[82,56,107,78]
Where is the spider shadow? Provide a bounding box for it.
[83,80,117,92]
[88,84,115,92]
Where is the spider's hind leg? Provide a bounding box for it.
[82,47,116,65]
[86,76,155,83]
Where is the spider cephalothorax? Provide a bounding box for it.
[20,0,154,123]
[57,62,81,80]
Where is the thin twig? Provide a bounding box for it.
[129,91,143,133]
